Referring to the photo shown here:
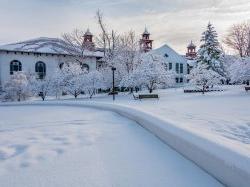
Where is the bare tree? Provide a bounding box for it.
[224,22,250,57]
[95,9,119,61]
[117,31,141,74]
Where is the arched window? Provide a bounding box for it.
[35,61,46,79]
[10,60,22,75]
[81,63,89,72]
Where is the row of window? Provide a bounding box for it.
[168,63,184,74]
[10,60,90,79]
[176,77,184,83]
[10,60,46,79]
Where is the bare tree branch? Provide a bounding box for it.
[224,22,250,57]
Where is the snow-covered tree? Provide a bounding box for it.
[30,76,54,101]
[95,11,142,89]
[49,68,65,99]
[61,63,86,98]
[229,57,250,84]
[98,31,142,90]
[198,23,226,77]
[82,70,106,99]
[3,72,29,101]
[121,54,176,93]
[188,63,224,94]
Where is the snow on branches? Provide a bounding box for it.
[120,54,176,93]
[60,63,86,98]
[188,23,227,92]
[197,23,226,77]
[82,70,106,99]
[30,76,54,101]
[229,57,250,84]
[188,63,224,94]
[3,72,29,101]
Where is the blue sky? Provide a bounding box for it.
[0,0,250,53]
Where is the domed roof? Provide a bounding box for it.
[84,28,93,36]
[188,41,196,48]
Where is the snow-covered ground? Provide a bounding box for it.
[0,106,222,187]
[47,85,250,156]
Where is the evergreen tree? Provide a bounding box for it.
[197,22,226,77]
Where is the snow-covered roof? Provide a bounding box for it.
[150,44,187,64]
[0,37,66,54]
[0,37,103,57]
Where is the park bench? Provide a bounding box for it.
[245,86,250,92]
[133,93,159,100]
[184,89,224,93]
[139,94,159,100]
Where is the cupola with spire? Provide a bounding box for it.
[140,27,153,53]
[83,28,95,51]
[186,41,197,59]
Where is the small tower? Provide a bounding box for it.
[139,27,153,53]
[186,41,197,59]
[83,28,95,51]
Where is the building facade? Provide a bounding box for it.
[0,28,189,90]
[0,30,103,90]
[140,28,188,85]
[150,45,188,84]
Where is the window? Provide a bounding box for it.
[164,53,169,58]
[180,77,183,83]
[35,61,46,79]
[176,78,179,83]
[169,63,172,70]
[176,63,179,73]
[180,64,183,74]
[163,63,168,71]
[10,60,22,75]
[81,63,89,72]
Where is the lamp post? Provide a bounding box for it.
[111,67,116,101]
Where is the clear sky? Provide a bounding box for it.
[0,0,249,54]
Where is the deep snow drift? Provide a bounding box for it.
[0,106,222,187]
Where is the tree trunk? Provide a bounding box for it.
[89,91,95,99]
[202,85,205,94]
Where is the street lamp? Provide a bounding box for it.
[111,67,116,101]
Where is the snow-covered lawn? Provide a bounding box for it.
[0,106,222,187]
[125,86,250,156]
[52,85,250,156]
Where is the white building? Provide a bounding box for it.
[139,28,188,85]
[0,32,103,90]
[150,45,188,84]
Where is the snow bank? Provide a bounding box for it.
[1,101,250,187]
